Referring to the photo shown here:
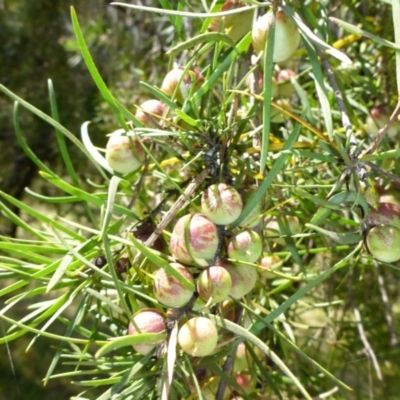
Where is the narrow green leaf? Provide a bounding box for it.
[306,223,362,244]
[167,32,236,57]
[70,7,129,131]
[38,172,138,221]
[392,1,400,96]
[129,235,195,292]
[95,333,166,359]
[260,10,276,175]
[330,17,400,52]
[100,176,123,239]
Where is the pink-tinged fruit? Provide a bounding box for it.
[153,263,194,308]
[364,202,400,230]
[259,255,282,279]
[135,99,166,128]
[276,69,296,98]
[178,317,218,357]
[201,183,243,225]
[170,214,219,266]
[223,263,258,299]
[209,0,253,43]
[228,229,262,263]
[161,67,204,102]
[197,266,232,305]
[106,129,146,174]
[252,9,300,63]
[365,105,399,139]
[366,225,400,263]
[128,310,166,355]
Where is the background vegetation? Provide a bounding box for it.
[1,0,400,399]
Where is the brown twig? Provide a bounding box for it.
[362,100,400,156]
[353,306,383,381]
[131,168,210,266]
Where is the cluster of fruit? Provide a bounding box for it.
[94,2,400,397]
[127,183,263,359]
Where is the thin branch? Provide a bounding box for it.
[318,50,357,157]
[375,263,399,347]
[132,168,210,266]
[363,100,400,156]
[353,307,383,381]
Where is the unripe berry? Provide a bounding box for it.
[135,99,166,128]
[364,202,400,231]
[161,67,204,102]
[178,317,218,357]
[252,9,300,63]
[366,225,400,263]
[170,214,219,266]
[128,310,166,355]
[197,266,232,305]
[209,0,253,43]
[223,263,258,299]
[259,255,282,279]
[365,105,399,139]
[228,229,262,263]
[201,183,243,225]
[153,263,194,308]
[276,68,296,98]
[105,129,146,174]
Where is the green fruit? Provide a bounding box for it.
[153,263,194,308]
[366,225,400,263]
[201,183,243,225]
[178,317,218,357]
[252,9,300,63]
[365,202,400,230]
[128,310,166,355]
[106,129,145,174]
[170,213,219,267]
[227,229,262,263]
[197,266,232,305]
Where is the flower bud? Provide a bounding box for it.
[209,0,253,43]
[252,9,300,64]
[170,214,219,266]
[197,266,232,305]
[223,263,258,299]
[235,373,256,394]
[201,183,243,225]
[128,309,166,355]
[365,105,399,139]
[178,317,218,357]
[105,129,146,174]
[234,342,250,372]
[364,202,400,231]
[366,225,400,263]
[259,255,282,279]
[161,67,204,102]
[228,229,262,263]
[276,68,296,98]
[153,263,194,308]
[135,99,166,128]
